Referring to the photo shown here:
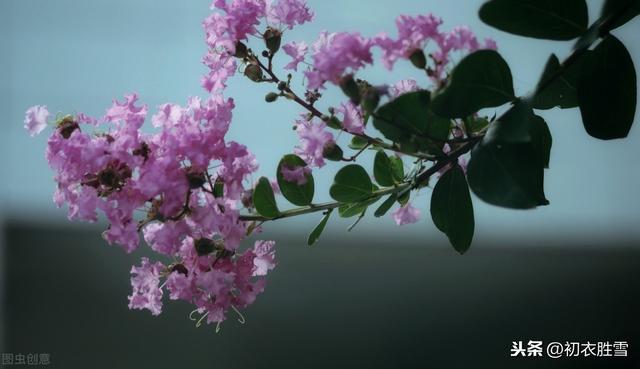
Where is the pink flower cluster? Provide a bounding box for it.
[201,0,313,92]
[33,89,276,324]
[129,240,275,324]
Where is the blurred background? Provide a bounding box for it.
[1,0,639,368]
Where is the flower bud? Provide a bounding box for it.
[409,49,427,69]
[277,81,287,90]
[234,41,248,59]
[194,238,216,256]
[361,88,380,115]
[170,263,189,276]
[244,63,263,82]
[265,92,279,103]
[323,143,344,162]
[186,168,206,189]
[263,27,282,54]
[57,115,79,139]
[339,74,361,104]
[241,189,253,209]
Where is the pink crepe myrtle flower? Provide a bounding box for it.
[389,79,419,98]
[336,101,365,134]
[24,105,49,136]
[280,164,311,185]
[392,203,421,226]
[293,117,335,168]
[282,41,308,71]
[374,13,443,69]
[266,0,313,29]
[305,31,373,89]
[128,258,165,316]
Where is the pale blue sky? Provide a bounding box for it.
[1,0,639,242]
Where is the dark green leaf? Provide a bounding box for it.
[467,104,549,209]
[397,191,410,206]
[329,164,373,203]
[578,35,637,140]
[531,115,553,168]
[601,0,640,31]
[430,165,475,254]
[307,210,332,246]
[338,196,381,218]
[347,210,367,232]
[431,50,515,118]
[465,116,490,134]
[276,154,315,206]
[253,177,279,219]
[348,136,369,150]
[374,194,398,217]
[373,91,450,154]
[373,151,395,187]
[212,177,224,198]
[479,0,588,40]
[533,53,590,110]
[389,156,405,182]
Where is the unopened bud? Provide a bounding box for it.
[277,81,287,90]
[57,115,79,139]
[194,238,221,256]
[234,41,248,59]
[244,63,263,82]
[323,143,344,162]
[263,27,282,54]
[362,88,380,115]
[339,74,361,104]
[265,92,279,103]
[409,49,427,69]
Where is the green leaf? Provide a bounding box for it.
[212,177,224,198]
[276,154,315,206]
[253,177,279,219]
[601,0,640,31]
[467,103,549,209]
[431,50,515,119]
[389,156,404,182]
[430,165,475,254]
[479,0,588,40]
[373,90,450,154]
[307,210,332,246]
[338,196,381,218]
[374,194,398,217]
[531,115,553,169]
[533,53,590,110]
[347,210,367,232]
[348,136,369,150]
[330,164,373,203]
[578,35,637,140]
[464,116,490,134]
[373,151,395,187]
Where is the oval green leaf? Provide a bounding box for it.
[276,154,315,206]
[479,0,588,40]
[577,35,637,140]
[430,165,475,254]
[253,177,279,219]
[307,210,332,246]
[373,151,395,187]
[329,164,373,203]
[431,50,515,119]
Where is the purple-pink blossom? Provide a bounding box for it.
[24,105,49,136]
[336,101,365,135]
[392,203,421,226]
[280,164,311,185]
[282,41,308,71]
[293,118,335,168]
[305,31,373,89]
